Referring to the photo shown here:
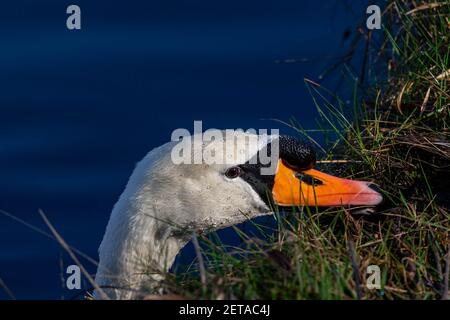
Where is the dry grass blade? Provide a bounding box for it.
[0,208,99,267]
[192,232,207,291]
[396,81,412,115]
[348,240,363,300]
[0,276,16,300]
[38,209,109,300]
[406,2,446,15]
[443,244,450,300]
[316,159,362,164]
[304,78,321,87]
[420,86,432,113]
[143,294,188,300]
[436,69,450,81]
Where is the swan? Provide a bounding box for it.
[94,131,382,299]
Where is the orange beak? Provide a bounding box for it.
[272,160,383,207]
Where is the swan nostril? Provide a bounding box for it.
[294,172,323,186]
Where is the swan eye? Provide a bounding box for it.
[225,166,242,179]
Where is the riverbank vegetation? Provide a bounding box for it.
[164,1,450,299]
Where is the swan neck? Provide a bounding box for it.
[96,202,187,299]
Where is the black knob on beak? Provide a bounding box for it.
[278,135,316,171]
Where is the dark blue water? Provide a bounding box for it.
[0,1,367,299]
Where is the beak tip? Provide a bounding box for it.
[353,186,383,206]
[368,192,384,206]
[365,184,384,206]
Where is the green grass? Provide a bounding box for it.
[161,1,450,300]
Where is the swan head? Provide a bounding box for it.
[129,130,382,235]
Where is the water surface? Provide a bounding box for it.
[0,0,366,299]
